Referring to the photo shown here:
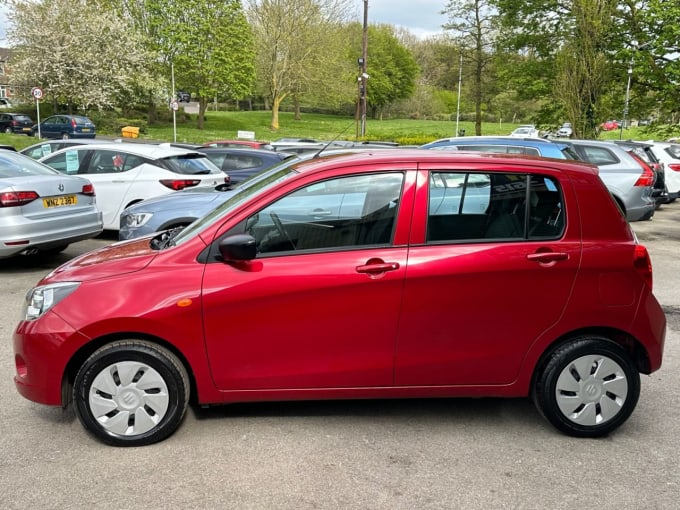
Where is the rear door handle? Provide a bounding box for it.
[526,252,569,263]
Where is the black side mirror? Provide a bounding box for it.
[218,234,257,262]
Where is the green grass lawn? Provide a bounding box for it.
[0,110,657,151]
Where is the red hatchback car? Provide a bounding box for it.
[13,150,666,446]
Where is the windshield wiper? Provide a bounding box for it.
[150,226,185,250]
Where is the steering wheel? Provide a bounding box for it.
[269,212,295,250]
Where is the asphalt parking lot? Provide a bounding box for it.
[1,207,679,510]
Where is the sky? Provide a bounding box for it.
[0,1,449,46]
[353,0,448,39]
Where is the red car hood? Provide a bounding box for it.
[42,238,158,283]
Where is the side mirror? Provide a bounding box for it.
[218,234,257,262]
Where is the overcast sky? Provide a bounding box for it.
[0,1,449,46]
[354,0,448,39]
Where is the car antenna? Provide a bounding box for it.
[311,122,355,159]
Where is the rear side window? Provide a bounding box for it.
[43,150,83,174]
[665,144,680,159]
[576,146,619,165]
[427,172,564,242]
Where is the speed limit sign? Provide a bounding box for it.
[31,87,43,100]
[170,100,179,111]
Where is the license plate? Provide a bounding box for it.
[43,195,77,208]
[81,128,91,132]
[22,127,31,132]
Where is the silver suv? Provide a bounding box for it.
[568,140,656,221]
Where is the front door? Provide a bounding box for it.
[202,171,410,390]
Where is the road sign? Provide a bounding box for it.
[31,87,43,100]
[171,100,179,111]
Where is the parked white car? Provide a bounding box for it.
[556,122,573,138]
[647,141,680,202]
[39,143,229,230]
[509,125,540,137]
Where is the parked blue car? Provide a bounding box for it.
[32,115,96,139]
[420,136,579,160]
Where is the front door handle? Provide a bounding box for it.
[356,261,400,274]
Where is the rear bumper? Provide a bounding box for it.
[0,210,103,258]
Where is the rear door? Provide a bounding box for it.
[394,164,582,386]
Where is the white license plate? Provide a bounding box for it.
[43,195,77,208]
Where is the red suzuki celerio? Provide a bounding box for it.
[13,150,666,446]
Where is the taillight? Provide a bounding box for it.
[82,183,95,196]
[667,163,680,172]
[0,191,40,207]
[159,179,201,191]
[633,244,653,289]
[629,152,655,187]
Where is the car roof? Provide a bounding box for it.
[42,142,208,159]
[287,148,598,177]
[422,136,566,150]
[198,147,286,156]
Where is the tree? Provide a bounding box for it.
[442,0,499,135]
[246,0,354,131]
[6,0,157,111]
[143,0,255,129]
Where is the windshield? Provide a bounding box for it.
[0,151,61,177]
[162,154,223,175]
[170,162,299,247]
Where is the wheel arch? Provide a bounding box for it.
[529,326,651,395]
[61,332,198,408]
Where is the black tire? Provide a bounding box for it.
[533,337,640,437]
[73,340,190,447]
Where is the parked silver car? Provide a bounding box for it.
[0,150,103,258]
[568,140,656,221]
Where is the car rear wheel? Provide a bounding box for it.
[533,337,640,437]
[4,127,11,134]
[61,132,70,139]
[73,340,190,447]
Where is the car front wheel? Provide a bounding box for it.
[73,340,190,447]
[533,337,640,437]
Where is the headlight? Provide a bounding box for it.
[123,212,153,228]
[25,282,80,321]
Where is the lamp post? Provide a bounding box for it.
[360,0,368,137]
[619,65,632,140]
[619,40,651,140]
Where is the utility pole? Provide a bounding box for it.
[360,0,368,137]
[455,52,463,136]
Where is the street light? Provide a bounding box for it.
[619,40,652,140]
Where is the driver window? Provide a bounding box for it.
[246,172,404,255]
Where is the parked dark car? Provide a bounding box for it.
[0,113,34,135]
[177,91,191,103]
[32,115,96,140]
[199,147,292,184]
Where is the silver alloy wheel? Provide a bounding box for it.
[555,354,629,426]
[88,361,170,437]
